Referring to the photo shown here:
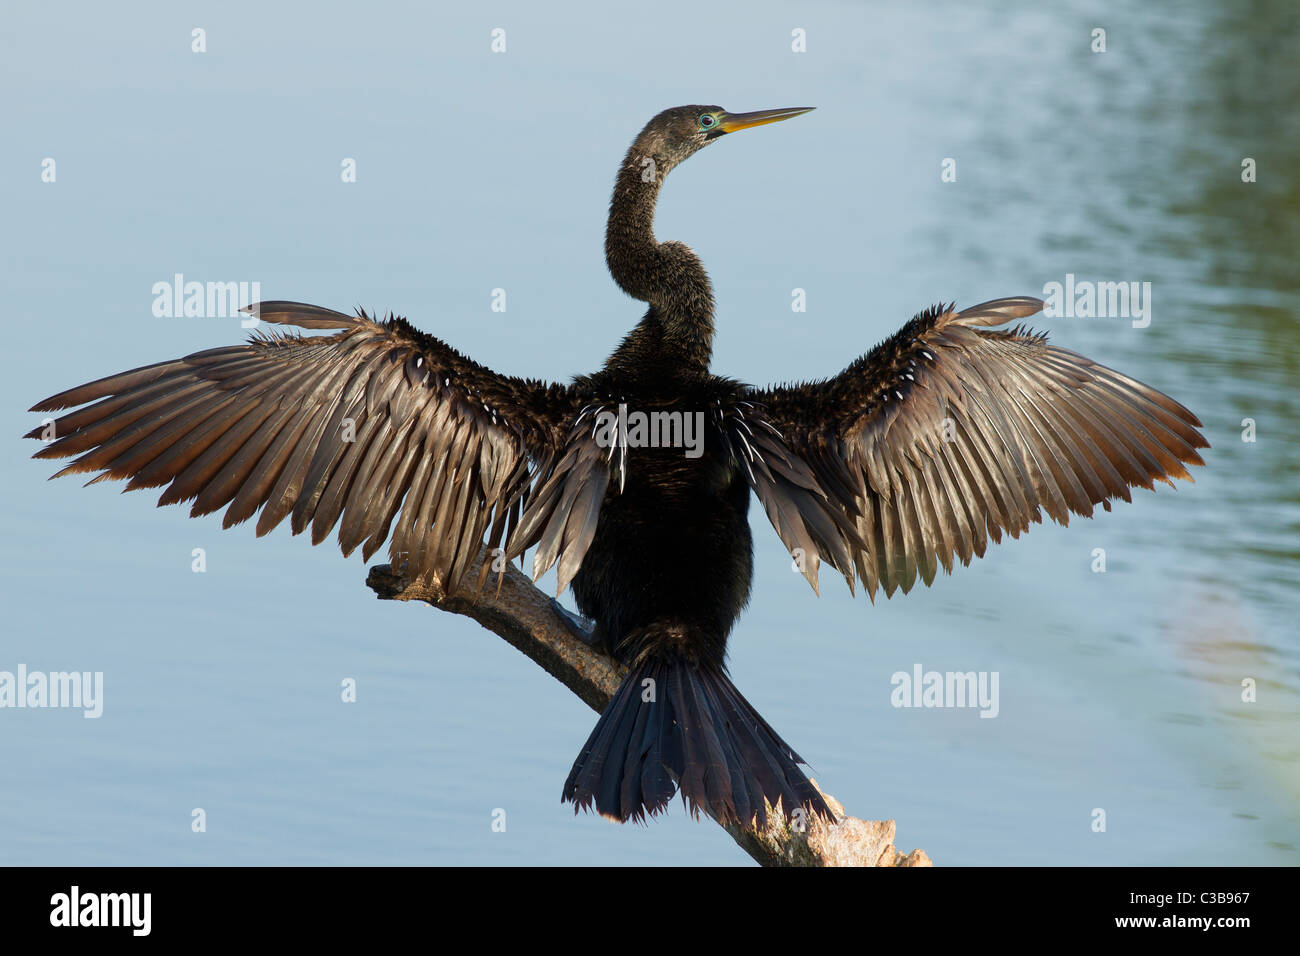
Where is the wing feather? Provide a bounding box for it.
[25,300,591,592]
[745,297,1209,598]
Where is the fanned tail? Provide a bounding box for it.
[562,650,834,828]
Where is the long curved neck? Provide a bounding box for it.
[604,145,714,375]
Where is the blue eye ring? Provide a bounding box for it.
[698,113,718,131]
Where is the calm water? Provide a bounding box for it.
[1,0,1295,865]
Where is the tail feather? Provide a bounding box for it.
[701,674,792,819]
[619,680,664,817]
[563,653,834,828]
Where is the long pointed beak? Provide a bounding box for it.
[718,107,815,133]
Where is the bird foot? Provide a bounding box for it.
[549,598,608,654]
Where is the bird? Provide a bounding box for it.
[25,104,1209,829]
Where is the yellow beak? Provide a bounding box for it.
[718,107,815,133]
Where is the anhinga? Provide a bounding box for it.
[26,105,1209,828]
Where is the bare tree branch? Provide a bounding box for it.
[366,548,932,867]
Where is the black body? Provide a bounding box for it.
[558,109,835,824]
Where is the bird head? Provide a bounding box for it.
[631,105,814,179]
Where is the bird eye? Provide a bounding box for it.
[698,113,717,130]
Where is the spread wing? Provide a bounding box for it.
[742,297,1210,599]
[25,300,604,593]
